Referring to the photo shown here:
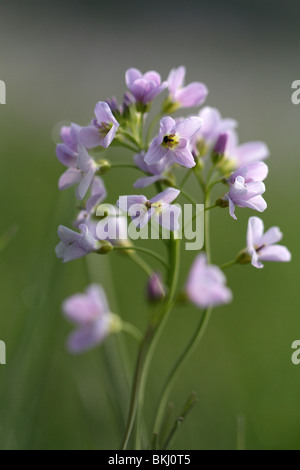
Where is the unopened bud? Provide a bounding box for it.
[212,133,228,164]
[147,272,165,302]
[235,250,251,265]
[97,241,113,254]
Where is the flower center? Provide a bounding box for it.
[145,201,163,213]
[162,133,179,149]
[93,119,113,138]
[254,243,266,253]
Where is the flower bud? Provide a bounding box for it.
[212,133,228,164]
[147,272,165,302]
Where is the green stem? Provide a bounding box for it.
[180,169,192,188]
[205,203,218,212]
[153,307,212,446]
[135,235,180,449]
[113,245,169,270]
[121,234,180,450]
[145,113,162,147]
[174,186,198,206]
[121,322,143,343]
[220,259,237,270]
[204,188,211,263]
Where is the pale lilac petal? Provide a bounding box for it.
[78,126,101,148]
[94,101,118,126]
[76,169,94,200]
[160,116,176,136]
[55,241,65,259]
[101,124,118,148]
[251,250,263,269]
[172,146,196,168]
[168,66,186,95]
[242,162,268,182]
[247,216,264,250]
[150,187,180,205]
[175,82,208,107]
[186,254,232,308]
[134,152,149,172]
[235,141,269,166]
[197,106,221,141]
[63,294,100,323]
[143,71,161,85]
[176,116,202,139]
[228,197,237,220]
[56,144,77,168]
[67,319,109,354]
[58,168,82,191]
[86,177,107,212]
[117,195,147,213]
[144,137,167,165]
[241,195,267,212]
[134,174,161,188]
[125,68,142,88]
[57,225,81,244]
[63,244,87,262]
[260,226,283,246]
[86,284,109,316]
[77,145,94,172]
[258,245,291,263]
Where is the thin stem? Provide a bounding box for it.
[174,186,198,206]
[110,163,144,171]
[152,308,212,444]
[180,169,192,188]
[145,113,162,147]
[113,245,169,270]
[121,322,143,343]
[128,252,153,278]
[118,141,140,153]
[204,187,211,263]
[135,235,180,449]
[205,203,218,212]
[121,234,180,450]
[220,259,237,270]
[193,168,205,194]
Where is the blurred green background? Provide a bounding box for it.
[0,0,299,450]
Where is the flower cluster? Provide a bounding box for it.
[54,66,291,450]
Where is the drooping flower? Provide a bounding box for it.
[246,216,291,269]
[144,116,202,168]
[224,162,268,220]
[167,65,208,109]
[125,68,167,105]
[133,151,174,188]
[58,145,98,200]
[78,101,119,149]
[62,284,117,353]
[55,223,99,262]
[186,254,232,308]
[117,187,181,231]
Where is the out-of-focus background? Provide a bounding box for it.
[0,0,299,450]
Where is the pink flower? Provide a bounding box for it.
[167,65,208,108]
[144,116,202,168]
[246,217,291,269]
[125,68,167,105]
[63,284,114,353]
[186,254,232,308]
[225,162,268,220]
[78,101,119,149]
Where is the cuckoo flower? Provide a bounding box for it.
[246,216,291,269]
[144,116,202,168]
[133,151,174,188]
[186,254,232,308]
[58,145,98,200]
[56,123,82,168]
[78,101,119,149]
[63,284,115,353]
[125,68,167,105]
[117,187,181,231]
[167,65,208,108]
[225,162,268,220]
[55,224,99,263]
